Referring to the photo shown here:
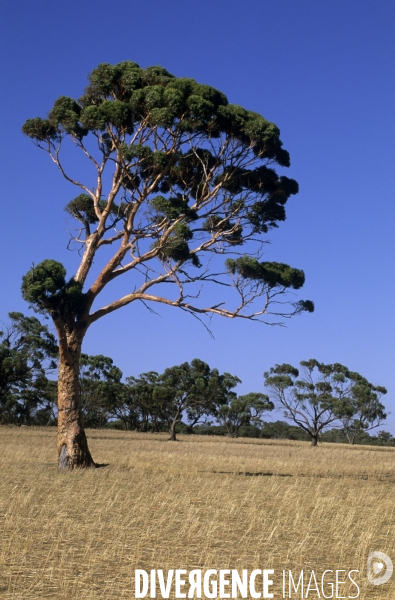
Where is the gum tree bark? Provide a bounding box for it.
[57,335,94,468]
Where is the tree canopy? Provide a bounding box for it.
[337,377,387,444]
[22,61,313,329]
[156,358,239,440]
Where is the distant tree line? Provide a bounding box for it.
[195,421,395,446]
[0,312,391,446]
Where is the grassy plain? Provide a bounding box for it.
[0,427,394,599]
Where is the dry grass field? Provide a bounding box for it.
[0,427,394,599]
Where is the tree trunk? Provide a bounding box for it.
[169,416,179,441]
[57,339,95,469]
[310,434,319,447]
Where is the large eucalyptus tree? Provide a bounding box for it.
[21,61,313,467]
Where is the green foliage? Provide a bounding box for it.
[114,358,242,439]
[264,360,387,444]
[22,60,295,180]
[336,376,387,443]
[21,260,86,320]
[23,61,231,139]
[64,194,128,230]
[65,194,100,224]
[215,105,290,164]
[260,420,311,441]
[153,223,201,267]
[295,300,315,313]
[150,195,198,221]
[202,213,244,245]
[109,371,171,432]
[79,354,124,428]
[376,431,394,445]
[226,256,306,289]
[21,118,58,141]
[217,392,274,438]
[49,96,86,138]
[21,260,66,305]
[0,313,58,425]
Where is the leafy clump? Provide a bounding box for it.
[225,256,306,289]
[154,223,201,267]
[21,260,86,320]
[150,195,197,221]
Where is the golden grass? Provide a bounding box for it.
[0,427,394,599]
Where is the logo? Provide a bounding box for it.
[367,552,393,586]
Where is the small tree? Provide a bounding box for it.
[263,359,386,446]
[377,431,394,445]
[156,358,236,441]
[21,61,313,467]
[0,312,58,425]
[185,370,240,433]
[338,378,387,444]
[217,392,274,438]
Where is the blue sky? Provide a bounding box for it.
[1,1,394,432]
